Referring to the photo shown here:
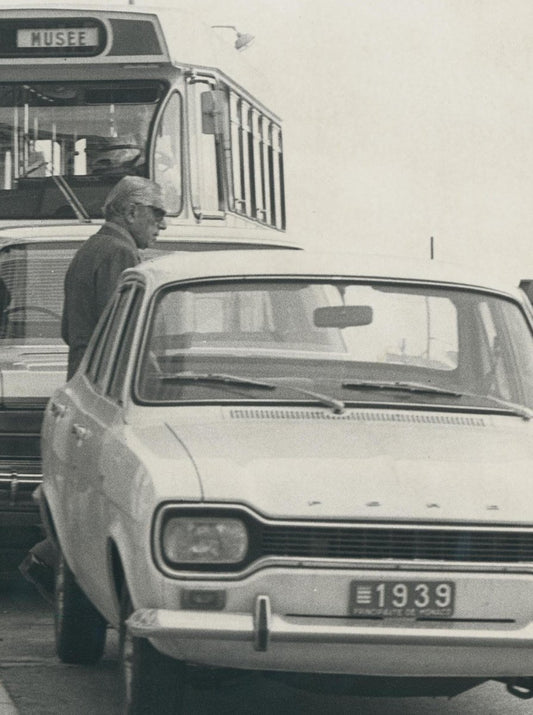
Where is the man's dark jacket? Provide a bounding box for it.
[61,222,140,379]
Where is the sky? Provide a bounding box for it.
[5,0,533,283]
[203,0,533,284]
[195,0,533,284]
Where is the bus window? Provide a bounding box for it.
[258,116,272,225]
[0,81,165,219]
[153,92,182,215]
[269,124,285,230]
[231,94,252,217]
[227,89,285,230]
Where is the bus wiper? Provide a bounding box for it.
[160,371,346,414]
[342,380,463,397]
[51,175,92,223]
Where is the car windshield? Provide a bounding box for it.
[136,280,533,411]
[0,81,164,219]
[0,242,78,344]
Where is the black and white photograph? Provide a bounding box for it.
[0,1,532,713]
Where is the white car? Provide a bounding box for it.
[40,250,533,713]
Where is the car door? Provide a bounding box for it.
[43,381,85,543]
[49,302,113,564]
[68,282,143,613]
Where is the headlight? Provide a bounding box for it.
[161,517,248,564]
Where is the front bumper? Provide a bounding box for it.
[0,465,41,518]
[128,591,533,678]
[0,469,42,573]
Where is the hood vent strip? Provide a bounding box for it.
[228,408,486,427]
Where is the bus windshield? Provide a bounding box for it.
[0,81,166,220]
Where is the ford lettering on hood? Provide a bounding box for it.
[161,408,533,524]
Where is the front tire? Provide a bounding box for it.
[119,586,186,714]
[55,551,107,664]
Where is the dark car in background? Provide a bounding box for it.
[0,236,76,572]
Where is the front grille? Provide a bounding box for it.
[260,524,533,564]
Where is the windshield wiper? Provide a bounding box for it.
[342,380,463,397]
[342,380,532,420]
[51,175,91,223]
[160,371,346,414]
[159,371,276,390]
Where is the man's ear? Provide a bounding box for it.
[124,203,138,225]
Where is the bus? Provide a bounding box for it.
[0,4,287,238]
[0,4,291,574]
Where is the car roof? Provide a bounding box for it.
[0,228,524,301]
[127,249,525,300]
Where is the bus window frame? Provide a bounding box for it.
[151,88,184,217]
[186,75,226,221]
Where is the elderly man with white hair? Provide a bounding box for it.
[20,176,167,600]
[62,175,167,380]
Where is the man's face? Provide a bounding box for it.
[128,203,167,249]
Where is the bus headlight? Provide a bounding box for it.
[161,516,248,564]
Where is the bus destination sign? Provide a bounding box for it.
[17,28,99,49]
[0,18,105,58]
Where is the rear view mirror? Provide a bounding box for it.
[313,305,373,328]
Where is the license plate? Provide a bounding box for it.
[349,580,455,618]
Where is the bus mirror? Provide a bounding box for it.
[201,90,227,135]
[314,305,373,328]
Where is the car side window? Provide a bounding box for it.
[86,285,134,392]
[85,299,117,384]
[107,287,144,403]
[477,300,512,400]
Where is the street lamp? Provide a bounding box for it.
[211,25,255,51]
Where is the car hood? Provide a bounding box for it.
[0,344,67,407]
[164,407,533,525]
